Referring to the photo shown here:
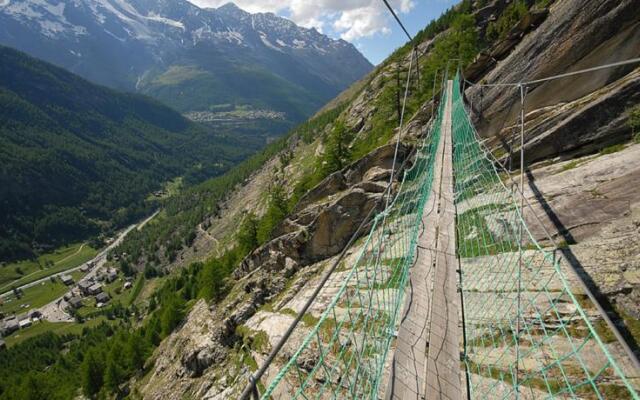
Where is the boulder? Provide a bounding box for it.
[234,230,306,279]
[235,185,384,279]
[294,143,410,213]
[182,346,226,378]
[490,37,521,60]
[363,166,391,182]
[344,143,410,185]
[294,172,348,212]
[464,52,497,82]
[512,68,640,166]
[301,189,384,263]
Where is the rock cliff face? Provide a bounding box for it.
[134,134,421,399]
[134,1,640,397]
[466,0,640,157]
[464,0,640,360]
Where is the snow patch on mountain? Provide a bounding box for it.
[146,12,185,30]
[2,0,87,37]
[86,0,153,40]
[0,0,373,101]
[214,29,244,45]
[259,32,282,52]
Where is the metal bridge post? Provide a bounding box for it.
[414,47,421,87]
[515,83,528,399]
[432,69,439,119]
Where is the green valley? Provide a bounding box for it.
[0,45,260,262]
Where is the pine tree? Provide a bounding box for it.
[321,120,351,176]
[103,353,122,392]
[237,212,259,255]
[257,184,289,244]
[145,315,161,346]
[81,350,104,397]
[126,333,146,371]
[160,295,185,337]
[198,259,226,301]
[21,373,50,400]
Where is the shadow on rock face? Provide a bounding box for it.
[526,168,640,360]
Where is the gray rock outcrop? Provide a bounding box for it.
[234,143,412,279]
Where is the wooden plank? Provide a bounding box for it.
[425,80,462,400]
[385,80,461,400]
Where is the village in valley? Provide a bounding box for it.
[0,256,136,348]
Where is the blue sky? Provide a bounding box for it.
[188,0,458,65]
[334,1,457,64]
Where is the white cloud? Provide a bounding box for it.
[187,0,415,40]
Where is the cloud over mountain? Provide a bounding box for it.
[187,0,415,40]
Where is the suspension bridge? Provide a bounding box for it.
[239,72,640,399]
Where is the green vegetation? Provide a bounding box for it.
[594,308,640,346]
[301,313,321,327]
[600,143,626,155]
[457,204,517,258]
[127,275,145,306]
[561,160,580,172]
[0,45,259,262]
[257,185,289,244]
[320,120,352,176]
[236,325,270,353]
[352,11,479,161]
[0,280,69,315]
[0,243,96,293]
[111,104,345,269]
[141,58,326,123]
[0,260,204,399]
[410,0,473,47]
[4,317,110,348]
[534,0,553,8]
[486,1,529,41]
[628,104,640,143]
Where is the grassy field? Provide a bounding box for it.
[1,281,67,315]
[147,177,183,201]
[0,243,97,293]
[4,317,110,348]
[0,271,86,315]
[1,268,157,348]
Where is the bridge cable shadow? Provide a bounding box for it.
[525,168,640,360]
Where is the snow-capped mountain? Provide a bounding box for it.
[0,0,373,121]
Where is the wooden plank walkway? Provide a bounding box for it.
[424,80,462,400]
[385,81,461,400]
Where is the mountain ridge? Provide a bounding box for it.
[0,0,373,123]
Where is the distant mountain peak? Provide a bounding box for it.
[216,2,241,11]
[215,2,249,18]
[0,0,373,120]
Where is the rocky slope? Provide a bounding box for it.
[0,0,373,123]
[129,0,640,398]
[463,0,640,346]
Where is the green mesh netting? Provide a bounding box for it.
[258,75,639,400]
[451,75,639,400]
[258,79,448,400]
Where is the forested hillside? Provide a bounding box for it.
[3,0,639,399]
[0,46,256,261]
[0,0,373,128]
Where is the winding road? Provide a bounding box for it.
[0,211,159,300]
